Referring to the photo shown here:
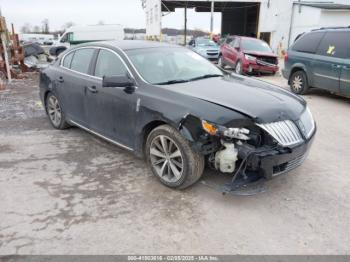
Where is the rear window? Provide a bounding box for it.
[62,52,74,68]
[316,31,350,59]
[70,48,95,74]
[292,32,325,54]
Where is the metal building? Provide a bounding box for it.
[143,0,350,50]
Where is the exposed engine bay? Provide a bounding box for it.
[179,114,315,194]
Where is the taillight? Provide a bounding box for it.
[284,53,289,63]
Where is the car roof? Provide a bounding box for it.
[311,27,350,33]
[75,40,180,51]
[227,35,261,40]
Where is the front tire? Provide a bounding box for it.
[46,93,69,129]
[290,70,309,95]
[145,125,205,189]
[218,55,226,69]
[235,60,243,75]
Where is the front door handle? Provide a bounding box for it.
[343,65,350,70]
[331,64,342,69]
[86,86,98,93]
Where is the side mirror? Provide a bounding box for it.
[102,75,135,93]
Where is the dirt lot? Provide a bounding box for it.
[0,73,349,255]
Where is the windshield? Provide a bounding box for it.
[126,47,223,85]
[196,38,218,47]
[241,38,272,53]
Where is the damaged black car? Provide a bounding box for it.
[39,41,316,191]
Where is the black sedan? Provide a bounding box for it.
[39,41,316,190]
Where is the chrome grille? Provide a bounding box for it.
[257,120,303,147]
[273,153,308,177]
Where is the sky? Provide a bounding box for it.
[0,0,221,33]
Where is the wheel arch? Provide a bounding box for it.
[43,90,52,114]
[136,117,197,158]
[289,64,310,86]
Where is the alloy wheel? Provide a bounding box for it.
[150,135,184,183]
[47,95,62,127]
[292,75,303,92]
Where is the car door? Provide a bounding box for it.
[339,32,350,96]
[340,64,350,96]
[226,37,239,65]
[221,38,233,63]
[85,48,137,148]
[312,31,348,93]
[58,48,96,126]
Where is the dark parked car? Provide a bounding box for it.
[283,27,350,96]
[40,41,316,191]
[219,36,279,75]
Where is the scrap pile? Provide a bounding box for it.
[0,15,29,90]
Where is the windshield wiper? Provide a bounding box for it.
[155,79,190,85]
[188,74,223,82]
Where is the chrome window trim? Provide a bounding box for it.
[68,120,134,152]
[60,46,136,81]
[340,78,350,83]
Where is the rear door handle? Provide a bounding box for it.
[86,85,98,93]
[57,76,64,83]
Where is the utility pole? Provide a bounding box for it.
[184,3,188,46]
[210,1,214,38]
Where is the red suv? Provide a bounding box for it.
[219,36,279,75]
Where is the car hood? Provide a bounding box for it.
[244,50,277,58]
[164,76,306,123]
[196,46,219,51]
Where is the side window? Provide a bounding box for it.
[70,48,95,74]
[229,38,239,48]
[316,32,350,59]
[67,33,74,43]
[292,32,325,54]
[60,33,68,43]
[226,38,233,45]
[60,33,73,43]
[233,39,240,48]
[62,51,74,68]
[94,49,128,78]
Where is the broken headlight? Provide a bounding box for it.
[298,107,315,138]
[201,120,250,140]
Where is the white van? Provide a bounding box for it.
[51,24,125,55]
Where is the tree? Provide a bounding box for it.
[20,23,32,33]
[62,21,75,30]
[33,25,41,33]
[41,19,49,33]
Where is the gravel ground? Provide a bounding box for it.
[0,73,349,255]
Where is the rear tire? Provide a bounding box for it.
[145,125,205,189]
[290,70,309,95]
[45,93,69,130]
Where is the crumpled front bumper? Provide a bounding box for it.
[255,128,316,179]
